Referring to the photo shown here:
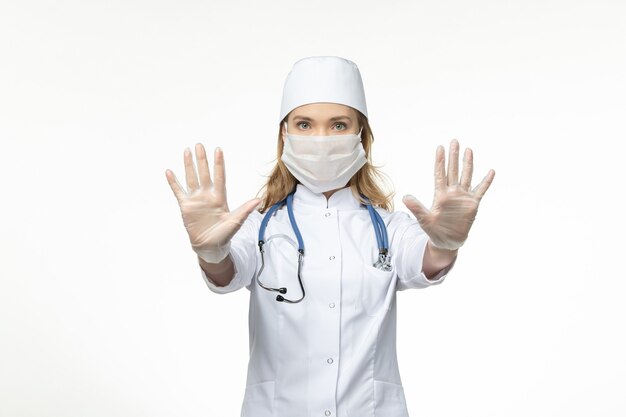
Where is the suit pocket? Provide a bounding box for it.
[360,264,395,316]
[374,380,409,416]
[241,380,275,417]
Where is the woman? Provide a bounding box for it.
[165,56,494,417]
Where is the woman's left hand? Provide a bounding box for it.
[402,139,495,251]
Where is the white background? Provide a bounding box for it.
[1,0,624,416]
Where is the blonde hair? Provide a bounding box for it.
[256,110,395,213]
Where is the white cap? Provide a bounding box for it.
[279,56,368,123]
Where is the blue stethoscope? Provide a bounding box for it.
[255,190,391,303]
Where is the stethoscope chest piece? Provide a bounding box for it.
[374,251,392,271]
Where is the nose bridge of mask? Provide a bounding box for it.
[285,135,359,158]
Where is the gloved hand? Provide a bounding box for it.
[402,139,495,251]
[165,144,260,264]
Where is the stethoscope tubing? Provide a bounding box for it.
[255,190,390,303]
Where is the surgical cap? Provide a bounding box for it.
[278,56,368,123]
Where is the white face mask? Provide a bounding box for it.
[280,122,367,194]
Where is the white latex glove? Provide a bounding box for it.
[402,139,495,251]
[165,144,260,264]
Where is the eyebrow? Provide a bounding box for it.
[292,115,353,122]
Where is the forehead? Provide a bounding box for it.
[289,102,357,121]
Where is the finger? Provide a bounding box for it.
[213,147,226,191]
[459,148,474,190]
[165,169,186,201]
[195,143,213,189]
[184,147,200,192]
[402,195,432,226]
[229,198,262,225]
[472,169,496,200]
[434,145,446,191]
[447,139,460,186]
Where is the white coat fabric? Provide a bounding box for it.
[200,184,454,417]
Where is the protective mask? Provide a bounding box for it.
[281,122,367,194]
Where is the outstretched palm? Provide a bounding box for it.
[165,144,260,262]
[403,139,495,251]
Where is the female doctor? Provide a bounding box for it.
[165,56,495,417]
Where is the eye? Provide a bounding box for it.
[334,122,347,130]
[297,122,309,129]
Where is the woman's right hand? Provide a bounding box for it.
[165,143,260,264]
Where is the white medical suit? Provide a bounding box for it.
[201,184,453,417]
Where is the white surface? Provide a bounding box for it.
[1,0,624,416]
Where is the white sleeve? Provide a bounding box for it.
[382,210,455,292]
[200,210,262,294]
